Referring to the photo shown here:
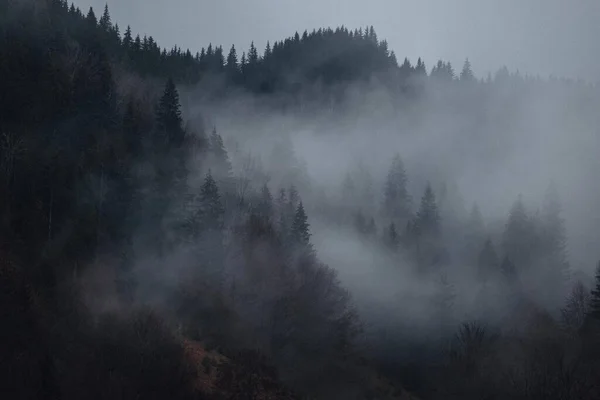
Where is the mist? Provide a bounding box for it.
[4,1,600,399]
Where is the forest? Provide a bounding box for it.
[2,1,600,399]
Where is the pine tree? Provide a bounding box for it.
[589,261,600,320]
[226,45,239,78]
[415,57,427,76]
[382,153,412,225]
[256,183,273,219]
[86,7,97,26]
[416,183,440,238]
[460,58,475,82]
[291,201,310,245]
[541,182,570,293]
[200,171,224,231]
[208,127,232,181]
[561,281,590,331]
[248,42,259,65]
[99,4,112,31]
[503,195,534,270]
[155,78,184,147]
[385,222,399,251]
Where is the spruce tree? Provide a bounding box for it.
[208,127,232,180]
[226,45,239,78]
[416,183,440,238]
[256,183,273,219]
[99,4,112,31]
[503,195,534,269]
[589,261,600,320]
[200,171,224,231]
[460,58,475,82]
[86,7,97,26]
[385,222,399,251]
[155,78,184,147]
[541,182,570,291]
[291,201,310,245]
[382,153,412,224]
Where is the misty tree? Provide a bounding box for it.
[255,183,274,220]
[382,153,412,225]
[477,237,499,282]
[384,222,399,252]
[155,78,184,147]
[415,57,427,76]
[226,44,239,81]
[199,170,225,231]
[431,60,455,81]
[208,127,233,190]
[291,201,311,246]
[590,262,600,320]
[503,195,535,270]
[459,58,475,82]
[416,183,441,238]
[539,183,570,299]
[561,281,590,332]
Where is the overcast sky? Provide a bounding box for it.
[74,0,600,81]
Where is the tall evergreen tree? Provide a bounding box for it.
[416,183,440,238]
[382,153,412,225]
[226,44,239,78]
[199,170,224,231]
[385,222,399,252]
[208,127,232,182]
[503,195,537,271]
[589,261,600,320]
[86,7,97,26]
[291,201,310,245]
[155,78,184,147]
[99,4,112,31]
[460,58,475,82]
[540,182,570,291]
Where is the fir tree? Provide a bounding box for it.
[99,4,112,31]
[208,127,233,181]
[460,58,475,82]
[86,7,97,26]
[541,182,570,290]
[155,78,184,147]
[503,195,534,270]
[385,222,399,251]
[256,183,274,219]
[226,45,239,77]
[589,261,600,320]
[416,183,440,238]
[382,153,412,225]
[415,57,427,76]
[291,201,310,245]
[200,171,224,231]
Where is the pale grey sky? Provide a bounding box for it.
[75,0,600,81]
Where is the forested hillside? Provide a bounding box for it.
[2,1,600,400]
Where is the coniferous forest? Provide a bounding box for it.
[4,1,600,399]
